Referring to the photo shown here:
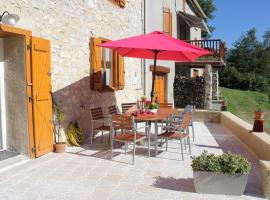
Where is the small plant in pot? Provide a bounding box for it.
[53,103,66,153]
[191,151,251,196]
[149,103,158,113]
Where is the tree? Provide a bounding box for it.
[197,0,216,20]
[197,0,216,37]
[224,28,270,91]
[263,29,270,49]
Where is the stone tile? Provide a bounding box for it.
[0,122,265,200]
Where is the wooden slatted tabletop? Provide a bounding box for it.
[126,107,176,122]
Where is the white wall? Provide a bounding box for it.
[145,0,177,103]
[0,39,6,150]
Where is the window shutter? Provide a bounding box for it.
[118,55,125,89]
[163,8,172,36]
[169,11,173,36]
[90,37,102,91]
[163,8,170,35]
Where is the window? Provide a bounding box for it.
[163,7,172,36]
[192,69,199,77]
[90,37,125,91]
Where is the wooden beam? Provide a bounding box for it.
[150,65,170,74]
[0,24,32,36]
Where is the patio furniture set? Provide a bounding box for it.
[90,103,194,164]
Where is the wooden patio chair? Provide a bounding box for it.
[158,112,191,160]
[90,107,111,144]
[121,103,137,114]
[108,105,118,115]
[110,114,151,165]
[172,105,195,141]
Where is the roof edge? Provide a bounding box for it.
[187,0,207,20]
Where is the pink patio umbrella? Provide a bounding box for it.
[99,31,211,102]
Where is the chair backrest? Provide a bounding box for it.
[181,112,191,130]
[111,114,134,131]
[108,105,118,115]
[121,103,136,113]
[159,103,173,108]
[90,107,104,120]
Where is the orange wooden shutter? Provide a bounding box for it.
[118,55,125,89]
[163,8,170,35]
[90,37,102,91]
[169,11,173,36]
[31,37,53,157]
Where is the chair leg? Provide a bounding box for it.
[180,139,184,161]
[184,138,187,150]
[90,127,94,145]
[165,139,168,151]
[132,142,136,165]
[125,142,128,154]
[148,127,150,157]
[188,136,191,155]
[111,139,114,160]
[192,123,195,141]
[101,131,104,143]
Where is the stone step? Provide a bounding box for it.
[0,154,29,173]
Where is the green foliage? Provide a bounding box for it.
[66,121,83,146]
[197,0,216,20]
[149,103,158,109]
[53,103,65,143]
[197,0,216,37]
[191,151,252,175]
[221,28,270,92]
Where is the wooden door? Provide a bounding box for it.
[31,37,53,157]
[154,74,166,103]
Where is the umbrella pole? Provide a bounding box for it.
[150,50,159,103]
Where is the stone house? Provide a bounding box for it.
[0,0,225,160]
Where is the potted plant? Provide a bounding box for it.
[254,108,266,120]
[66,121,83,146]
[141,95,147,102]
[53,103,66,153]
[149,103,158,113]
[191,151,251,195]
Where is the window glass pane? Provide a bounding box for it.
[101,48,105,85]
[105,48,111,86]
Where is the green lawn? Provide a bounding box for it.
[220,87,270,133]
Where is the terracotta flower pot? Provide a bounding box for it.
[254,111,265,120]
[54,142,66,153]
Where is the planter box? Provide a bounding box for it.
[193,171,248,195]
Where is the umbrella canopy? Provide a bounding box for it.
[98,31,211,102]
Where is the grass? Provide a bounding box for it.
[220,87,270,133]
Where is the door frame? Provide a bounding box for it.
[150,65,170,103]
[0,24,35,158]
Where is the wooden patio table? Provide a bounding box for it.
[126,107,177,157]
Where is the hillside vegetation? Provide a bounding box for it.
[221,87,270,133]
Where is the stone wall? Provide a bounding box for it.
[4,37,29,155]
[212,69,219,100]
[2,0,144,140]
[203,64,212,109]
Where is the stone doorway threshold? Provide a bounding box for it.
[0,151,29,173]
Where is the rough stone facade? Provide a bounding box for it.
[203,64,212,110]
[1,0,144,140]
[212,69,219,100]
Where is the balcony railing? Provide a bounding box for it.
[185,39,226,61]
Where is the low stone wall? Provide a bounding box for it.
[176,109,221,123]
[220,112,270,161]
[260,160,270,199]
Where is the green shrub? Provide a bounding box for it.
[66,121,83,146]
[191,151,251,175]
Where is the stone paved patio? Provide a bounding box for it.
[0,122,265,200]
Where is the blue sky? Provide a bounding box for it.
[209,0,270,48]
